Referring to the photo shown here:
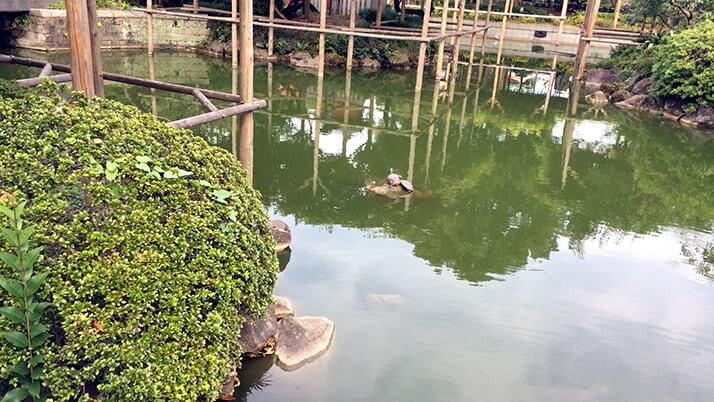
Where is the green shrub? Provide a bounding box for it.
[208,20,232,42]
[650,20,714,112]
[0,81,278,401]
[359,7,398,24]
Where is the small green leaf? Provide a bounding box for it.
[30,323,47,338]
[211,189,232,204]
[30,367,43,380]
[24,247,43,270]
[18,225,34,246]
[177,169,193,178]
[153,166,165,173]
[2,228,18,247]
[8,362,29,376]
[26,272,49,296]
[14,201,25,219]
[0,252,20,270]
[0,306,25,324]
[28,302,50,322]
[3,331,28,349]
[0,205,13,220]
[163,170,178,179]
[149,170,161,180]
[0,387,29,402]
[105,160,119,182]
[199,180,211,187]
[27,381,41,399]
[135,155,152,163]
[135,162,151,172]
[29,354,43,368]
[0,278,25,299]
[31,332,51,347]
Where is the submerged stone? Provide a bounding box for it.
[276,316,335,371]
[585,90,608,105]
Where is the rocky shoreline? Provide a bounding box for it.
[585,69,714,130]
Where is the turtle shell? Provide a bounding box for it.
[399,180,414,193]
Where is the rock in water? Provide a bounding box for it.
[269,219,292,253]
[276,316,335,371]
[610,89,632,103]
[585,90,609,105]
[273,296,295,320]
[239,306,278,357]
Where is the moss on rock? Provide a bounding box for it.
[0,80,278,401]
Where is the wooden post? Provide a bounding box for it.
[495,0,510,65]
[65,0,97,97]
[146,0,154,55]
[149,54,157,116]
[268,0,275,57]
[267,62,273,144]
[86,0,104,97]
[304,0,310,16]
[613,0,622,28]
[414,0,432,92]
[478,0,492,62]
[313,73,325,196]
[464,0,481,89]
[574,0,601,80]
[232,67,238,160]
[424,79,440,185]
[346,0,357,70]
[231,0,238,68]
[193,0,199,13]
[318,0,328,77]
[448,0,466,78]
[435,0,450,79]
[490,65,498,107]
[239,0,255,185]
[376,0,383,27]
[440,69,456,172]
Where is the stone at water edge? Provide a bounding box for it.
[630,77,651,96]
[273,296,295,320]
[585,90,609,105]
[680,107,714,129]
[269,219,292,253]
[615,94,659,112]
[361,57,381,69]
[239,306,278,357]
[610,89,632,104]
[276,316,335,371]
[585,69,621,87]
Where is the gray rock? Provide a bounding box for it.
[239,306,278,357]
[387,49,411,69]
[625,73,644,91]
[680,107,714,129]
[290,51,319,69]
[276,316,335,371]
[610,89,632,103]
[585,90,609,105]
[615,94,659,112]
[585,69,621,87]
[218,365,239,401]
[273,296,294,320]
[361,57,381,69]
[630,77,651,95]
[269,219,291,253]
[662,97,686,120]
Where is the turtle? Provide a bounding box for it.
[385,169,413,193]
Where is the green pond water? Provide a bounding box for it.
[2,50,714,402]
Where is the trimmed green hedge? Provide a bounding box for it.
[0,81,278,401]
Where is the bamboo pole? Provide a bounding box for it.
[147,0,154,55]
[435,0,450,79]
[346,0,356,70]
[448,0,466,79]
[169,100,265,129]
[414,0,432,92]
[149,54,157,116]
[193,0,199,13]
[86,0,104,97]
[318,0,328,78]
[232,67,238,160]
[574,0,601,80]
[495,0,510,65]
[267,62,273,144]
[268,0,275,57]
[65,0,96,97]
[478,0,492,62]
[376,0,383,27]
[239,0,255,185]
[231,0,238,68]
[440,69,456,172]
[424,79,440,185]
[313,73,325,196]
[613,0,622,28]
[464,0,480,89]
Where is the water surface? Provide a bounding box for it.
[2,50,714,402]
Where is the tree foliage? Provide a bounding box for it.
[0,81,278,401]
[627,0,714,29]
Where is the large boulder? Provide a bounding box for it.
[610,89,632,103]
[662,97,686,121]
[276,316,335,371]
[615,94,659,112]
[239,306,278,357]
[585,90,609,105]
[290,51,319,69]
[630,77,651,95]
[585,69,621,87]
[680,107,714,129]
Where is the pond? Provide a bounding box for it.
[2,50,714,402]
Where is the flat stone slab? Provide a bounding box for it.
[276,316,335,371]
[273,296,294,320]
